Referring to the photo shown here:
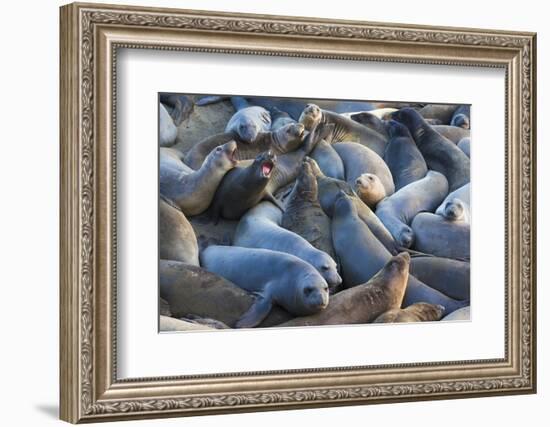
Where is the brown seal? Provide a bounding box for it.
[159,197,199,265]
[374,302,445,323]
[354,173,387,208]
[278,252,410,327]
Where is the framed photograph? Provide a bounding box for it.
[60,2,537,423]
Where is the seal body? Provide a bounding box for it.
[441,306,471,321]
[159,197,199,265]
[159,103,177,147]
[393,107,470,191]
[282,160,338,269]
[307,158,399,255]
[200,246,330,328]
[159,260,292,327]
[235,202,341,291]
[374,302,445,323]
[375,171,449,248]
[418,104,458,124]
[209,150,282,221]
[331,191,465,315]
[411,212,470,260]
[458,137,470,158]
[279,252,411,327]
[348,111,390,139]
[410,256,470,301]
[310,139,345,180]
[383,120,428,191]
[333,142,395,196]
[299,104,388,157]
[432,125,470,144]
[160,140,238,216]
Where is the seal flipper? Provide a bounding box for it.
[263,192,285,212]
[235,293,273,328]
[230,96,250,111]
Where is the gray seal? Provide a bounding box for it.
[299,103,388,157]
[234,202,341,292]
[375,171,449,248]
[418,104,459,124]
[374,302,445,323]
[279,252,411,327]
[209,150,283,222]
[184,123,305,170]
[159,197,199,265]
[225,97,271,143]
[331,191,466,315]
[393,107,470,191]
[200,246,330,328]
[333,142,395,196]
[349,111,390,139]
[383,120,428,191]
[310,138,345,180]
[435,183,470,223]
[457,137,470,158]
[411,212,470,260]
[160,140,237,216]
[432,125,470,144]
[159,260,292,327]
[450,105,470,129]
[159,103,177,147]
[409,255,470,301]
[441,306,471,321]
[307,158,400,255]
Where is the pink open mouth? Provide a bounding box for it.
[262,161,274,177]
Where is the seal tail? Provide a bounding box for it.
[235,293,273,328]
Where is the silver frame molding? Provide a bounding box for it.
[60,2,537,423]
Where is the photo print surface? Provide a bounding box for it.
[158,94,471,332]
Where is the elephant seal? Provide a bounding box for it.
[374,302,445,323]
[409,255,470,301]
[159,197,199,265]
[418,104,459,124]
[160,140,238,216]
[393,107,470,191]
[184,123,305,169]
[375,171,449,248]
[279,253,410,327]
[354,173,386,208]
[348,112,390,139]
[435,183,470,222]
[209,150,283,221]
[458,137,470,158]
[160,93,194,126]
[299,104,388,157]
[235,202,341,292]
[200,246,329,328]
[159,103,177,147]
[383,120,428,191]
[268,106,297,130]
[310,139,345,180]
[160,260,292,327]
[282,159,338,265]
[441,306,471,321]
[432,125,470,144]
[333,142,395,196]
[331,191,465,315]
[450,105,470,129]
[307,158,399,255]
[225,96,271,143]
[411,212,470,260]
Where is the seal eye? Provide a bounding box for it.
[304,287,313,296]
[321,265,330,271]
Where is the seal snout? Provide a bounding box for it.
[222,140,238,164]
[398,227,415,248]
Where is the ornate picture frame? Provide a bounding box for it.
[59,2,536,423]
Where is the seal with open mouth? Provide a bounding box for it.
[209,150,284,222]
[160,140,238,216]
